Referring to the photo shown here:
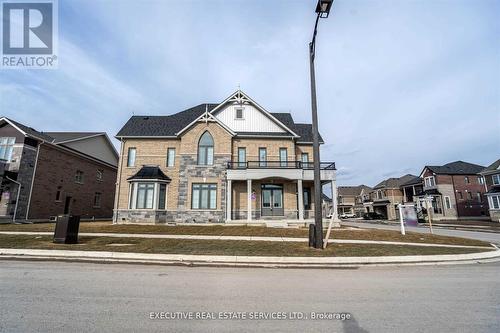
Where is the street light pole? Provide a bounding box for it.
[309,0,333,249]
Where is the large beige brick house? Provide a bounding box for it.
[114,90,337,224]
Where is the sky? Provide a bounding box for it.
[1,0,499,187]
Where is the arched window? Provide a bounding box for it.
[198,131,214,165]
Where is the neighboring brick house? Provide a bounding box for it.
[114,90,338,224]
[0,117,118,221]
[479,159,500,222]
[337,185,371,217]
[415,161,487,220]
[366,174,417,220]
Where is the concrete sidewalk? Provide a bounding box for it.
[0,231,493,249]
[1,247,499,268]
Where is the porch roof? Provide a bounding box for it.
[127,166,171,182]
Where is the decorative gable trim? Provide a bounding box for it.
[210,90,299,138]
[175,106,235,136]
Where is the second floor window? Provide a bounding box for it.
[97,170,103,181]
[279,148,288,167]
[424,176,436,187]
[259,148,267,167]
[75,170,84,184]
[198,131,214,165]
[464,176,469,184]
[478,176,484,185]
[238,147,246,168]
[493,174,500,185]
[301,153,309,165]
[0,137,15,161]
[127,148,136,167]
[167,148,176,167]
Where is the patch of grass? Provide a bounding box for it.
[0,221,490,247]
[0,235,493,257]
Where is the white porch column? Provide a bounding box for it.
[297,179,304,221]
[247,179,252,221]
[226,180,232,222]
[331,178,341,226]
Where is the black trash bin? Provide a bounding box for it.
[53,215,80,244]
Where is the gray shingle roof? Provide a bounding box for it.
[374,174,418,189]
[116,105,320,142]
[45,132,103,143]
[5,117,55,142]
[338,185,372,196]
[116,104,218,137]
[426,161,485,175]
[479,159,500,174]
[400,176,423,187]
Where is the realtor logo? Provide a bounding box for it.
[1,0,58,68]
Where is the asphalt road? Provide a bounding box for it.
[341,220,500,245]
[1,260,499,333]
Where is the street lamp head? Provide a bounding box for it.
[315,0,333,18]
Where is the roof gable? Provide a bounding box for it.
[211,90,299,137]
[479,159,500,174]
[115,90,321,142]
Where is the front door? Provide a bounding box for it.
[261,184,284,216]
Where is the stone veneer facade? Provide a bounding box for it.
[114,120,321,224]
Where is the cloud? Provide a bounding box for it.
[1,0,498,187]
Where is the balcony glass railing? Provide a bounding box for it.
[226,161,336,170]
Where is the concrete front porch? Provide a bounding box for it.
[225,161,338,223]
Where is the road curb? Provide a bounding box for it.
[1,248,499,268]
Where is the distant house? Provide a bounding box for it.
[416,161,487,220]
[367,174,418,220]
[0,117,118,221]
[400,176,424,205]
[479,159,500,222]
[337,185,371,217]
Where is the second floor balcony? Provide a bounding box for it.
[227,160,335,170]
[226,160,336,182]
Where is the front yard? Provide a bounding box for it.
[0,221,491,246]
[0,234,491,257]
[0,221,495,257]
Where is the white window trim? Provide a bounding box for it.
[127,147,137,167]
[492,174,500,185]
[488,195,500,210]
[444,196,451,209]
[167,148,176,168]
[235,107,244,120]
[128,181,169,210]
[424,176,436,187]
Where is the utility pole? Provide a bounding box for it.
[309,0,334,248]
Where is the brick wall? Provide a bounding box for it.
[28,144,117,220]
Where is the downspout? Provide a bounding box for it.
[113,139,125,223]
[25,140,43,220]
[451,175,458,218]
[5,176,21,222]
